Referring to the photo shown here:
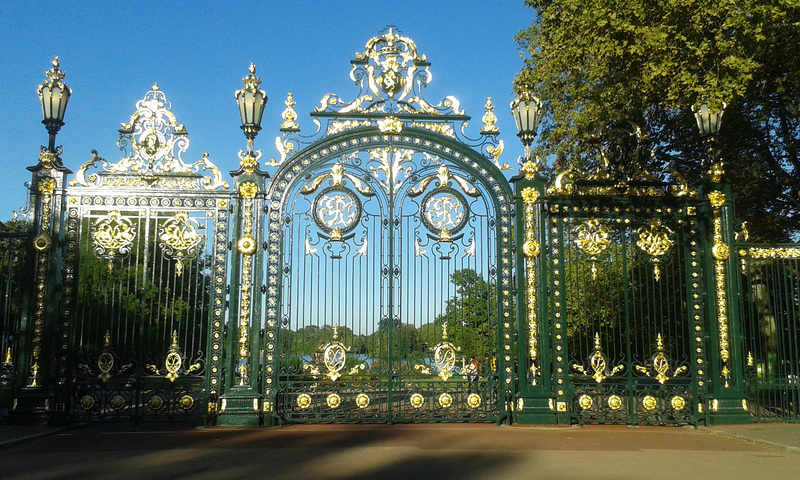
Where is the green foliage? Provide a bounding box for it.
[435,268,497,357]
[516,0,800,240]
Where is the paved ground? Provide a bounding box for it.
[0,422,798,479]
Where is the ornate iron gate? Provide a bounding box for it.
[739,245,800,422]
[60,87,230,422]
[262,29,514,423]
[513,121,709,425]
[9,27,796,428]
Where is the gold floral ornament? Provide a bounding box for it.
[297,393,312,409]
[573,218,612,280]
[607,395,623,411]
[313,25,465,119]
[481,97,499,133]
[158,212,204,277]
[571,333,624,383]
[438,393,453,408]
[635,334,688,384]
[90,211,137,272]
[355,394,370,409]
[145,331,202,382]
[71,86,228,190]
[636,220,674,281]
[280,93,300,131]
[467,393,481,409]
[410,393,425,409]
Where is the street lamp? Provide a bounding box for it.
[37,56,71,155]
[235,63,268,155]
[692,101,725,165]
[511,91,543,161]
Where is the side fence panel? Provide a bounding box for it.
[739,245,800,422]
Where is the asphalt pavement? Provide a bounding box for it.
[0,422,798,479]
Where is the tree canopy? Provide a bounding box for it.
[515,0,800,240]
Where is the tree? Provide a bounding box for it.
[515,0,800,240]
[435,269,497,358]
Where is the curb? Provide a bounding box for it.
[702,428,800,454]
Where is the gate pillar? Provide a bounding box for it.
[702,170,750,424]
[512,161,557,423]
[217,153,269,426]
[9,150,71,425]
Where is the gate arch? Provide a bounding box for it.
[259,28,515,423]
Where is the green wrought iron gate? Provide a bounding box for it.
[262,29,514,423]
[8,26,796,428]
[59,87,230,422]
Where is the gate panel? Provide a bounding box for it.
[275,158,387,421]
[270,134,512,423]
[0,231,27,413]
[58,86,230,423]
[739,246,800,422]
[551,206,702,425]
[64,196,229,422]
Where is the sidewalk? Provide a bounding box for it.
[702,423,800,453]
[0,421,798,480]
[2,420,799,452]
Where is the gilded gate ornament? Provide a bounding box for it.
[145,331,202,382]
[90,211,137,272]
[71,86,228,190]
[571,333,624,383]
[636,220,674,281]
[573,219,611,280]
[430,324,461,381]
[635,334,688,384]
[708,189,731,387]
[302,324,356,382]
[158,211,204,277]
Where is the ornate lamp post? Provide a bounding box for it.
[692,101,725,166]
[235,63,268,157]
[220,63,270,426]
[37,57,71,159]
[510,91,543,163]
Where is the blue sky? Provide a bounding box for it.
[0,1,533,218]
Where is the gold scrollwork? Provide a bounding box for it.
[635,334,688,384]
[636,220,674,281]
[572,333,624,383]
[145,331,201,382]
[90,211,137,272]
[573,218,612,280]
[158,212,204,277]
[431,324,460,381]
[522,186,540,384]
[708,190,731,387]
[72,87,229,190]
[280,93,300,130]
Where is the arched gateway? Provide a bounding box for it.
[254,28,515,424]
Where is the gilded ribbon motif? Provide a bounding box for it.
[30,177,56,386]
[522,187,540,382]
[237,182,258,385]
[708,190,731,387]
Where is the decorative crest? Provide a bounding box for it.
[314,25,464,117]
[40,56,67,89]
[71,87,228,190]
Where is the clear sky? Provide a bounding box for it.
[0,0,533,219]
